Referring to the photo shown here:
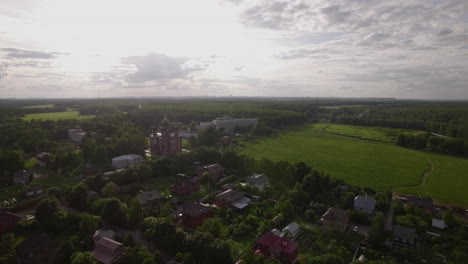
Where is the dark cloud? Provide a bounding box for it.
[0,48,66,59]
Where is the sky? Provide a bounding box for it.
[0,0,467,99]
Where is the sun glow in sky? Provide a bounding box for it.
[0,0,467,98]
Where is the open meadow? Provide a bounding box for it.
[21,111,95,121]
[322,123,426,142]
[239,124,468,207]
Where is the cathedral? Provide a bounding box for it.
[150,118,182,156]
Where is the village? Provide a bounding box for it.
[1,114,467,264]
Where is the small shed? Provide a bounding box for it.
[432,219,445,229]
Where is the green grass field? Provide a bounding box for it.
[323,123,426,142]
[21,111,95,121]
[21,104,54,109]
[239,124,468,207]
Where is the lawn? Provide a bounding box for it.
[324,123,426,142]
[239,124,468,207]
[21,104,54,109]
[21,111,95,121]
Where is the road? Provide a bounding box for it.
[384,192,395,232]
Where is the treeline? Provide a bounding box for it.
[328,102,468,156]
[397,133,468,156]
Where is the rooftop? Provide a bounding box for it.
[182,202,212,217]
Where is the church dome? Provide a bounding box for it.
[161,117,170,129]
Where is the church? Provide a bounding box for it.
[150,118,182,156]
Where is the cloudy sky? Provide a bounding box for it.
[0,0,467,99]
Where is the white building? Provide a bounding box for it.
[199,117,259,132]
[111,154,143,169]
[245,173,270,191]
[432,219,445,229]
[353,196,376,214]
[282,222,301,239]
[198,121,216,131]
[179,130,198,139]
[68,128,86,143]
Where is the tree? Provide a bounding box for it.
[128,198,143,228]
[100,198,128,226]
[53,239,77,264]
[368,212,386,248]
[120,245,155,264]
[199,217,226,239]
[67,184,88,210]
[79,213,101,238]
[101,181,119,197]
[35,197,60,223]
[70,252,96,264]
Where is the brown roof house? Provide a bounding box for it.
[197,164,224,181]
[180,202,213,230]
[92,237,124,264]
[0,210,21,233]
[407,196,433,211]
[35,152,53,167]
[136,190,161,208]
[321,207,349,232]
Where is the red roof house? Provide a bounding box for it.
[0,211,21,233]
[92,237,124,264]
[171,179,200,196]
[255,231,298,264]
[181,202,213,230]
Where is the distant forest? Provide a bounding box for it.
[1,98,468,159]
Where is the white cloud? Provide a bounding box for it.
[0,0,467,99]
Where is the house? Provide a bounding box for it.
[215,189,251,210]
[35,152,52,166]
[111,154,143,169]
[432,219,445,229]
[407,196,433,211]
[282,222,301,240]
[93,229,116,241]
[246,173,270,191]
[354,196,376,214]
[254,231,298,264]
[13,170,34,185]
[180,202,213,229]
[24,185,43,197]
[220,183,236,191]
[197,164,224,181]
[68,127,86,143]
[201,117,258,132]
[137,190,161,208]
[321,207,349,232]
[92,237,124,264]
[16,234,54,264]
[179,130,198,139]
[0,210,21,233]
[171,176,200,196]
[393,225,417,247]
[150,118,182,156]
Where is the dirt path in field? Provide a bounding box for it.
[392,159,435,196]
[320,123,393,143]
